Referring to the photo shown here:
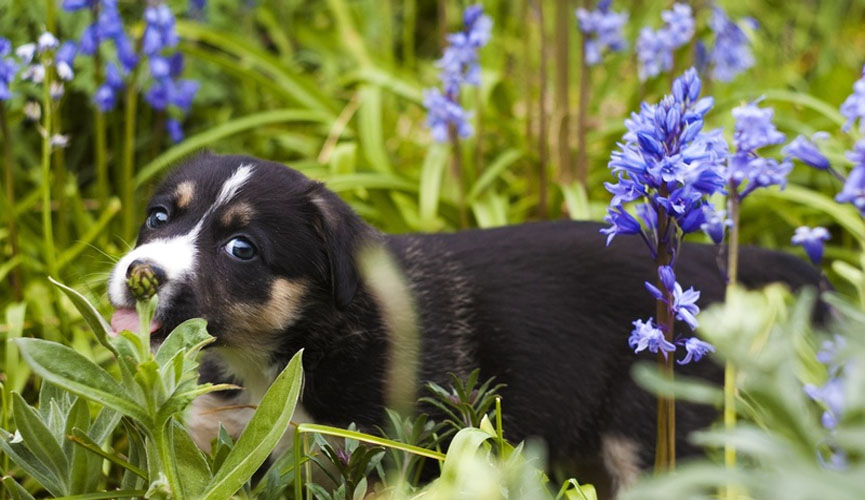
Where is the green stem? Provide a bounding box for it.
[121,75,139,240]
[1,106,22,300]
[724,186,741,499]
[401,0,416,67]
[92,3,108,219]
[653,206,676,472]
[41,61,57,280]
[153,421,184,500]
[536,0,548,219]
[554,0,571,184]
[575,0,591,187]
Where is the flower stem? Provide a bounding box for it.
[554,0,572,184]
[724,186,741,499]
[153,421,185,500]
[536,0,548,218]
[447,125,468,228]
[121,72,139,240]
[1,106,21,300]
[575,0,591,187]
[654,208,676,471]
[41,61,57,280]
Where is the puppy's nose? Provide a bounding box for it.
[125,259,167,302]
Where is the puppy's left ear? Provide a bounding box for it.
[309,184,373,310]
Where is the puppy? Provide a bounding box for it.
[108,153,823,496]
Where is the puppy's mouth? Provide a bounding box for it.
[110,308,164,338]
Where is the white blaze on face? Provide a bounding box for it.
[108,164,256,309]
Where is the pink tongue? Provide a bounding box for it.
[110,308,162,337]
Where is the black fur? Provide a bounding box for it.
[115,153,824,492]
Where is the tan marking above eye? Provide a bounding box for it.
[221,201,256,226]
[227,278,308,343]
[175,181,196,209]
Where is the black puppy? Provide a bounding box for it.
[108,153,822,496]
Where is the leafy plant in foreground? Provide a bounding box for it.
[2,279,304,499]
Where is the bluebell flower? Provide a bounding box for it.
[840,67,865,133]
[425,5,490,143]
[55,41,77,81]
[166,118,184,143]
[677,337,715,365]
[143,4,179,56]
[660,3,694,49]
[15,43,36,65]
[62,0,95,10]
[644,265,676,300]
[423,88,472,143]
[671,281,700,330]
[0,37,18,100]
[804,378,844,430]
[600,205,642,245]
[629,318,676,358]
[636,28,672,81]
[604,176,645,206]
[783,132,830,170]
[731,101,786,152]
[576,0,628,66]
[707,6,755,82]
[700,207,730,244]
[37,32,59,53]
[114,33,138,72]
[791,226,830,265]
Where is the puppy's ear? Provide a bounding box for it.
[309,184,372,310]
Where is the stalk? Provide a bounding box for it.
[54,115,68,248]
[92,1,108,216]
[1,106,22,300]
[724,185,741,499]
[448,126,468,228]
[41,61,58,280]
[121,70,140,240]
[153,423,184,500]
[401,0,416,67]
[554,0,571,184]
[653,206,676,471]
[575,0,591,186]
[536,0,548,219]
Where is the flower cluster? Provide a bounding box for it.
[706,6,756,82]
[603,68,721,364]
[576,0,628,66]
[836,141,865,214]
[636,3,694,81]
[424,4,491,143]
[64,0,138,72]
[726,101,790,199]
[840,66,865,133]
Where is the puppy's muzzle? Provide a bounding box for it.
[125,259,167,302]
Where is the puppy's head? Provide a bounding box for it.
[108,153,368,348]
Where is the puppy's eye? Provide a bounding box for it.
[225,236,257,260]
[147,208,169,229]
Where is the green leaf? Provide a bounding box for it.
[4,302,28,394]
[14,338,148,423]
[0,427,66,497]
[48,278,119,358]
[155,319,212,367]
[201,350,304,500]
[468,149,523,201]
[358,85,391,173]
[11,392,69,490]
[1,476,36,500]
[172,420,213,499]
[418,144,449,228]
[439,427,493,480]
[50,491,148,500]
[66,398,93,493]
[631,363,723,406]
[69,427,147,479]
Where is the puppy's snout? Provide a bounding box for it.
[125,259,167,301]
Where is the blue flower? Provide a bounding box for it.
[636,27,672,81]
[840,67,865,133]
[671,281,700,330]
[783,133,830,170]
[166,118,184,143]
[423,87,472,143]
[804,378,844,430]
[142,4,179,56]
[95,84,116,111]
[707,6,755,82]
[791,226,830,265]
[600,205,642,245]
[576,1,628,66]
[0,38,18,100]
[731,101,786,152]
[700,207,730,244]
[629,318,676,358]
[835,166,865,215]
[55,41,77,81]
[677,337,715,365]
[660,3,694,49]
[62,0,95,10]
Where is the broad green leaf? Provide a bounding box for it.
[14,338,148,422]
[11,392,69,489]
[758,186,865,247]
[4,302,28,394]
[418,144,449,228]
[66,399,94,493]
[468,149,523,201]
[358,85,392,173]
[155,319,212,367]
[1,476,36,500]
[201,350,304,500]
[50,491,148,499]
[69,427,147,479]
[439,427,493,479]
[172,420,212,498]
[631,363,724,406]
[48,278,119,358]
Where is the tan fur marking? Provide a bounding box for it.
[221,201,255,226]
[175,181,195,208]
[228,278,308,342]
[601,434,642,495]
